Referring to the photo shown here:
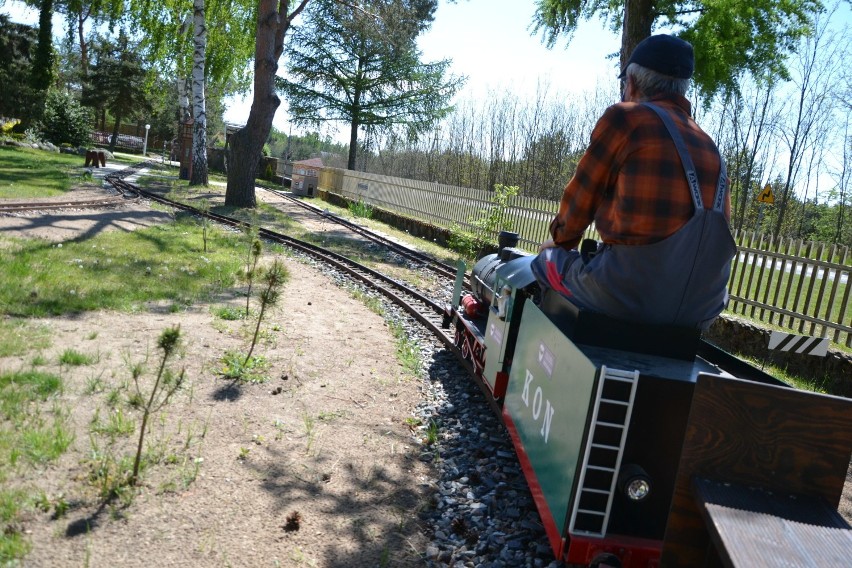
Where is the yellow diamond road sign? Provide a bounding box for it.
[758,184,775,204]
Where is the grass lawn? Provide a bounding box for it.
[0,146,138,199]
[0,213,250,317]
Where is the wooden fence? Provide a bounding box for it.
[318,167,851,347]
[728,233,851,347]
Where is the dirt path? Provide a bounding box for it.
[2,175,851,567]
[1,178,433,567]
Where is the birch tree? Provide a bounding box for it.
[190,0,208,184]
[774,10,844,236]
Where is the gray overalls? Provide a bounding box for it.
[533,103,737,330]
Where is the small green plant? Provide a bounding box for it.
[244,259,288,366]
[52,494,69,519]
[349,287,383,315]
[86,442,135,503]
[243,229,262,317]
[0,368,71,563]
[219,350,270,383]
[86,331,98,340]
[0,489,32,563]
[213,305,244,321]
[30,354,47,366]
[130,326,185,485]
[199,199,211,253]
[59,348,97,366]
[84,372,106,394]
[448,183,519,262]
[237,447,250,461]
[90,406,136,438]
[348,199,373,219]
[388,319,420,376]
[0,319,50,358]
[424,420,438,446]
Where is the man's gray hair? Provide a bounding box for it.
[626,62,690,98]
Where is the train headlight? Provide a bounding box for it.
[618,464,651,502]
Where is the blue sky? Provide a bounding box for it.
[6,0,622,135]
[6,0,849,139]
[229,0,624,135]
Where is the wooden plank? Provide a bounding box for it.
[800,242,822,334]
[780,239,798,328]
[692,477,852,567]
[757,234,776,321]
[750,233,768,319]
[661,373,852,567]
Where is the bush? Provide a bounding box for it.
[37,89,93,147]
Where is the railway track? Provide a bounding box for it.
[105,171,477,381]
[257,185,467,286]
[0,195,135,213]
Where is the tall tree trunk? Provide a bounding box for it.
[347,59,364,171]
[620,0,655,76]
[190,0,209,186]
[178,77,191,122]
[347,117,360,171]
[226,0,311,207]
[29,0,55,123]
[77,10,89,78]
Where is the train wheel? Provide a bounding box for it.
[461,337,472,361]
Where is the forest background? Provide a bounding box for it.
[2,0,852,245]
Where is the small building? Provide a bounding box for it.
[291,157,323,197]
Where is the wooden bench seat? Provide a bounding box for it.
[693,477,852,567]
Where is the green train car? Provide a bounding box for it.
[445,232,852,567]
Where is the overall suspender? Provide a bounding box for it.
[642,102,727,212]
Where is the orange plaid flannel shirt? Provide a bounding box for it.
[549,94,730,250]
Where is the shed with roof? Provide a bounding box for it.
[291,158,323,197]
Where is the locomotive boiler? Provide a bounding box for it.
[444,231,852,567]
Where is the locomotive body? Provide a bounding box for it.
[445,234,852,567]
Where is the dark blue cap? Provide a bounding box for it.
[618,34,694,79]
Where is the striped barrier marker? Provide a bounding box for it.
[768,331,829,357]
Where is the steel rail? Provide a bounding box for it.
[257,185,468,286]
[0,196,133,213]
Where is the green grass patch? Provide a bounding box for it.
[0,145,140,195]
[90,406,136,438]
[0,319,51,357]
[0,215,245,317]
[0,369,71,564]
[0,146,97,198]
[388,319,421,376]
[0,488,32,565]
[0,371,71,467]
[348,200,373,219]
[218,350,270,383]
[59,348,97,366]
[0,370,62,418]
[212,305,245,321]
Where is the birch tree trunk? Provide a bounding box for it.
[190,0,209,186]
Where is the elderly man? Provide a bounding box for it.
[532,34,736,331]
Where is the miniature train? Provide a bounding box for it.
[443,231,852,567]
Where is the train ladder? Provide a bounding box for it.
[569,366,640,537]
